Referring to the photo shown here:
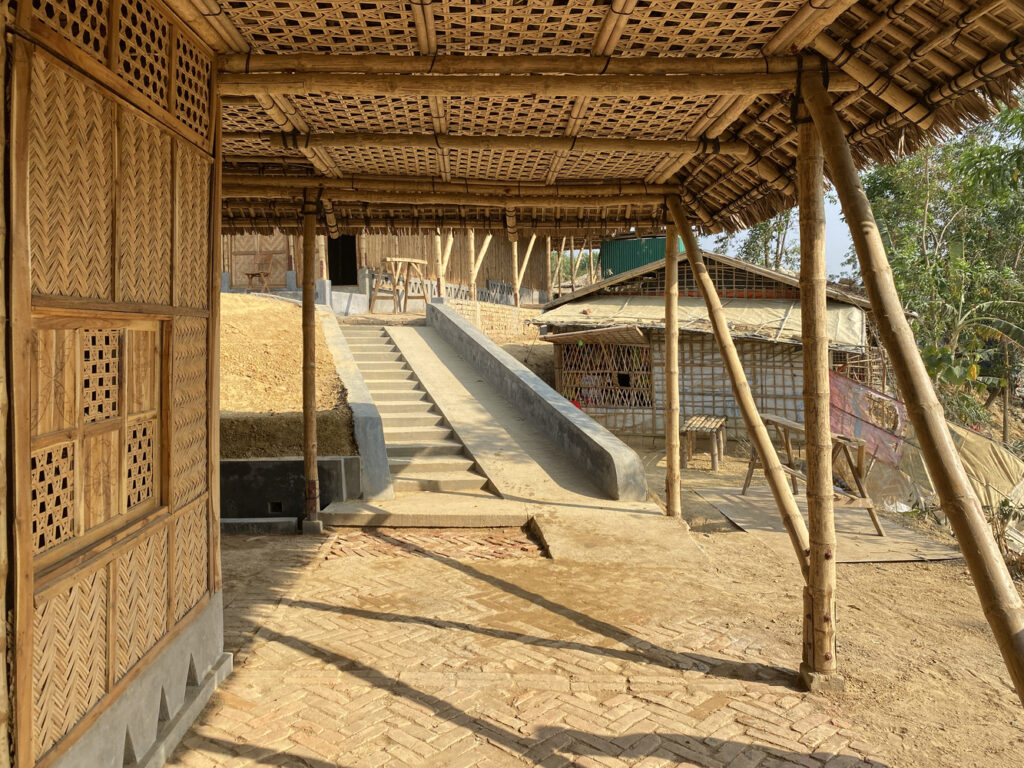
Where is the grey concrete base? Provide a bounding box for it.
[799,663,847,693]
[302,518,325,535]
[221,517,298,535]
[332,288,369,316]
[220,272,230,292]
[136,652,232,768]
[53,592,229,768]
[427,301,648,501]
[220,456,360,520]
[285,270,297,290]
[315,278,333,308]
[321,495,530,527]
[320,310,394,500]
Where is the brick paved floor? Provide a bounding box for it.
[169,529,891,768]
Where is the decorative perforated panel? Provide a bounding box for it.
[173,32,212,137]
[31,0,109,61]
[115,0,170,107]
[126,417,155,510]
[82,329,120,423]
[30,442,75,555]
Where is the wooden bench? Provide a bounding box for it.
[681,415,727,471]
[741,414,885,536]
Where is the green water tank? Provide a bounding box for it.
[599,235,685,279]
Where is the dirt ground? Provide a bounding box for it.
[642,445,1024,768]
[502,338,555,386]
[220,294,355,457]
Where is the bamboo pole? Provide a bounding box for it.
[569,236,577,293]
[301,190,320,532]
[665,227,681,518]
[433,229,444,300]
[667,196,811,580]
[515,232,537,307]
[438,228,454,300]
[219,71,859,99]
[511,239,520,307]
[554,237,564,298]
[797,117,844,692]
[545,235,553,302]
[803,76,1024,706]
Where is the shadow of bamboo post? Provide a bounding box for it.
[802,74,1024,706]
[301,189,322,534]
[666,196,810,582]
[797,112,844,691]
[665,227,681,517]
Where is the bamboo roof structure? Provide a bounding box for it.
[190,0,1024,237]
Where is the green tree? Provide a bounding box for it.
[715,210,799,272]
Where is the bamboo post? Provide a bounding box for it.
[433,229,444,300]
[667,196,810,580]
[797,116,844,691]
[545,235,553,301]
[665,227,681,517]
[570,236,577,292]
[511,238,520,307]
[301,190,321,533]
[554,235,566,297]
[515,232,537,307]
[803,76,1024,705]
[440,229,454,300]
[468,228,476,301]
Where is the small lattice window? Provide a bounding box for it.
[31,0,109,61]
[31,442,75,554]
[116,0,170,107]
[126,418,155,509]
[559,343,654,409]
[173,33,211,137]
[82,329,120,423]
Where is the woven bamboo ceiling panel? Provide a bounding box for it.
[213,0,1024,235]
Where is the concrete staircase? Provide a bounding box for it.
[340,325,490,495]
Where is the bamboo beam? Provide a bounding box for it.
[321,198,340,238]
[219,53,842,77]
[664,227,681,518]
[226,187,665,209]
[667,196,811,580]
[301,190,320,532]
[219,72,859,98]
[797,115,844,692]
[803,76,1024,706]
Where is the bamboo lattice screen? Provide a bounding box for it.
[8,2,217,765]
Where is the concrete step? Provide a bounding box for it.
[386,441,465,457]
[368,389,429,401]
[341,331,388,341]
[352,354,403,365]
[389,456,476,475]
[382,425,452,441]
[393,472,488,493]
[363,371,417,384]
[381,412,444,428]
[357,360,410,371]
[375,399,436,414]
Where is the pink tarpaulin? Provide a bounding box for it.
[829,372,907,466]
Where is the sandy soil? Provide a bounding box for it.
[643,446,1024,768]
[502,339,555,386]
[220,294,355,456]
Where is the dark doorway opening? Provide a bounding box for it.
[327,235,358,286]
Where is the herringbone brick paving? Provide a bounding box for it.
[169,529,891,767]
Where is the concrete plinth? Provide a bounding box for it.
[285,270,297,290]
[302,518,325,535]
[799,663,847,692]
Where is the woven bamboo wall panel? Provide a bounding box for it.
[172,500,208,621]
[118,110,172,304]
[115,529,168,679]
[125,328,159,414]
[31,328,77,437]
[30,442,75,555]
[126,417,156,510]
[292,93,434,134]
[32,567,108,761]
[28,54,114,299]
[82,329,120,424]
[115,0,169,107]
[30,0,109,61]
[172,317,208,509]
[447,96,571,137]
[82,427,119,530]
[436,1,606,55]
[175,141,212,308]
[173,33,211,138]
[223,1,419,54]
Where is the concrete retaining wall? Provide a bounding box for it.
[427,301,648,501]
[319,310,395,499]
[446,299,543,345]
[221,456,361,522]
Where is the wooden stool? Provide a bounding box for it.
[681,415,727,471]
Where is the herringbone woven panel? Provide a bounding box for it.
[28,53,114,299]
[118,109,172,305]
[175,141,211,309]
[171,317,208,509]
[115,529,168,679]
[32,567,107,761]
[173,500,209,621]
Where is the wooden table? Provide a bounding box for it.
[741,414,885,536]
[681,415,727,471]
[370,257,429,313]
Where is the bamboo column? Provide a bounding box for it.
[440,229,454,300]
[797,117,844,691]
[468,228,476,301]
[667,196,810,579]
[554,235,565,297]
[665,227,681,517]
[511,238,520,307]
[803,76,1024,705]
[433,229,444,299]
[570,236,577,292]
[545,235,553,301]
[301,190,320,532]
